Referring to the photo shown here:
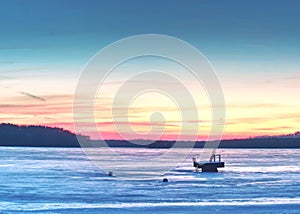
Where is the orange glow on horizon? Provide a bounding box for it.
[1,71,299,140]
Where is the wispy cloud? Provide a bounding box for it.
[19,91,46,102]
[250,126,294,131]
[0,75,13,80]
[226,103,285,109]
[0,60,14,65]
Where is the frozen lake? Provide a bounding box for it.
[1,147,300,213]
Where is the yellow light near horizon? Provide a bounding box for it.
[127,91,181,135]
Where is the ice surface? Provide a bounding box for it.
[0,147,300,213]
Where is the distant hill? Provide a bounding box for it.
[0,123,299,148]
[0,123,87,147]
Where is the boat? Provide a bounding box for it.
[192,154,224,172]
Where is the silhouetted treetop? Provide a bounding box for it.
[0,123,89,147]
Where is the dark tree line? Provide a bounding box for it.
[0,123,88,147]
[0,123,299,148]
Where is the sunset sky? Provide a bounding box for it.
[0,0,299,140]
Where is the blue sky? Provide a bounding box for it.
[1,0,300,67]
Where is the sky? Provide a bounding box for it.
[0,0,300,140]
